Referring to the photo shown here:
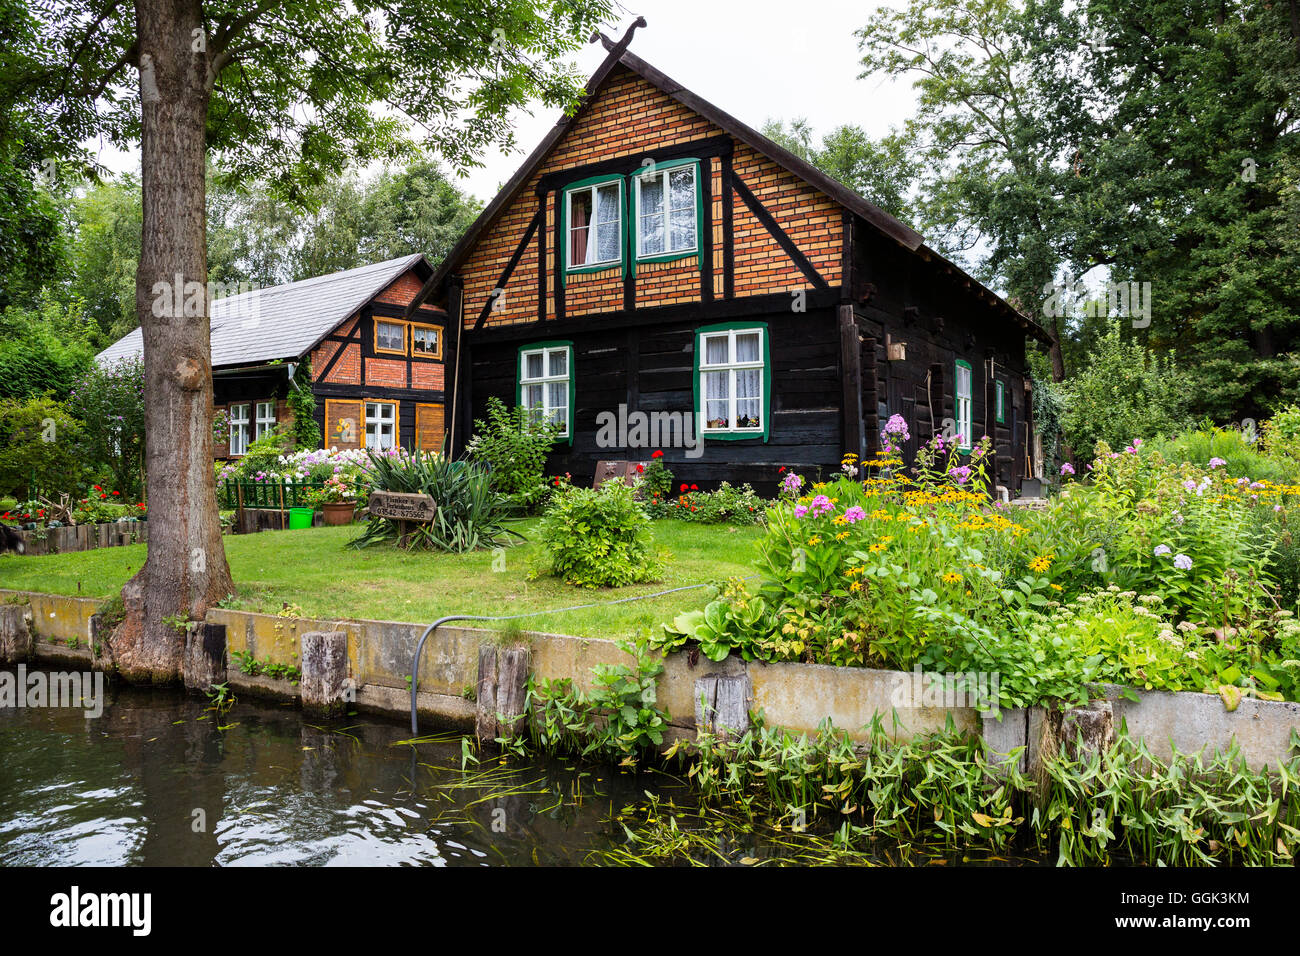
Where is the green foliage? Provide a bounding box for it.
[641,454,673,501]
[652,719,1300,867]
[536,479,664,588]
[466,396,559,511]
[66,356,145,499]
[230,648,301,684]
[0,395,82,499]
[1059,324,1190,456]
[647,481,768,524]
[1144,422,1295,484]
[527,636,670,758]
[760,119,916,218]
[237,425,296,478]
[287,361,320,451]
[348,451,520,553]
[0,295,95,399]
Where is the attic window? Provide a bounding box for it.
[636,161,699,260]
[565,178,622,272]
[375,320,406,355]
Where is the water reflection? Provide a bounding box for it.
[0,675,682,866]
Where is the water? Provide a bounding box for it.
[0,672,1048,866]
[0,675,688,866]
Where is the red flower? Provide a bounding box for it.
[112,491,120,496]
[100,494,107,499]
[690,484,699,491]
[635,464,644,474]
[137,503,146,509]
[651,450,664,459]
[680,484,688,492]
[778,467,786,473]
[691,506,698,512]
[93,485,102,491]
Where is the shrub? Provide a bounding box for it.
[287,361,321,451]
[536,479,664,587]
[0,396,83,499]
[67,355,145,499]
[1144,421,1295,484]
[648,481,767,524]
[466,396,560,511]
[1059,322,1190,457]
[642,451,673,499]
[349,451,520,553]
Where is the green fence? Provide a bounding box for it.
[219,479,324,510]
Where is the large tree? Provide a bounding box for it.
[4,0,611,681]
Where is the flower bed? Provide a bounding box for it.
[656,422,1300,711]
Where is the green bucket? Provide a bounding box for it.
[288,507,314,530]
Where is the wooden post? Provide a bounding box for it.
[839,304,864,463]
[0,603,33,664]
[476,642,532,746]
[693,673,751,740]
[300,630,349,717]
[183,622,227,693]
[277,482,286,530]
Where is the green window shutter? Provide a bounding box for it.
[694,321,771,443]
[955,359,973,451]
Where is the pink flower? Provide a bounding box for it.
[793,505,808,518]
[843,506,867,524]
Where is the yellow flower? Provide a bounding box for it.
[808,536,822,546]
[850,581,863,592]
[1028,553,1055,573]
[869,542,887,553]
[942,572,963,584]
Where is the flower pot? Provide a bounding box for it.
[319,501,355,526]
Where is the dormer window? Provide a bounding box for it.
[564,178,622,272]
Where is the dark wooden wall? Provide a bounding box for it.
[467,306,843,492]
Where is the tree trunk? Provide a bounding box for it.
[105,0,233,682]
[1048,317,1066,382]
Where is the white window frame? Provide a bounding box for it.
[519,345,571,438]
[955,361,973,451]
[229,403,250,456]
[375,319,406,355]
[699,327,765,434]
[634,163,698,260]
[365,401,397,451]
[565,180,623,271]
[255,400,276,440]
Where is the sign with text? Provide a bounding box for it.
[368,491,437,522]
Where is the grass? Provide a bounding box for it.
[0,518,763,641]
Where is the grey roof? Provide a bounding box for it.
[96,253,427,369]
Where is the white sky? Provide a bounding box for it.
[455,0,918,202]
[88,0,917,207]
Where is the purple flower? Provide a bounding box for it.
[948,465,972,485]
[782,472,803,494]
[810,495,833,516]
[1060,463,1075,476]
[843,506,867,524]
[1154,544,1171,556]
[1208,457,1226,469]
[1173,554,1193,570]
[793,505,808,518]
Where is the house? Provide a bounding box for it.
[96,254,450,458]
[401,20,1053,493]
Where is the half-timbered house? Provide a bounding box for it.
[401,21,1051,494]
[96,254,450,458]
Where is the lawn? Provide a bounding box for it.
[0,518,763,641]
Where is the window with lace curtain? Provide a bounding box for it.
[698,326,767,436]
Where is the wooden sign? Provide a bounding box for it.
[368,491,437,522]
[593,460,650,490]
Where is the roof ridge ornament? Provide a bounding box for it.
[591,16,646,51]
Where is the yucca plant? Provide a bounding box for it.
[348,451,522,553]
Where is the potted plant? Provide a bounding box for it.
[308,476,357,525]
